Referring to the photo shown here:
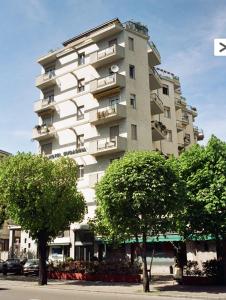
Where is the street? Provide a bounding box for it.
[0,285,202,300]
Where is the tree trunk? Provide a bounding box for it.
[217,238,226,285]
[37,231,48,285]
[142,232,150,292]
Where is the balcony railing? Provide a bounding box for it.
[156,68,180,88]
[194,127,204,141]
[184,134,191,145]
[90,44,125,68]
[148,41,161,66]
[175,97,187,110]
[149,68,162,91]
[182,115,189,125]
[178,143,185,153]
[187,105,198,117]
[36,71,56,89]
[90,73,125,96]
[32,124,55,141]
[151,120,167,141]
[123,21,149,37]
[176,120,183,131]
[89,103,126,125]
[34,98,56,114]
[150,93,164,115]
[89,136,127,157]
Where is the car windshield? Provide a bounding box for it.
[25,260,39,266]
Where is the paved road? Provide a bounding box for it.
[0,285,203,300]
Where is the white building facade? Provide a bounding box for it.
[21,19,204,261]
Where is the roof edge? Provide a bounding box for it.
[62,18,122,46]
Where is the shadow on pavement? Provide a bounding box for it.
[152,275,226,295]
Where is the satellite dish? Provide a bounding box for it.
[111,65,119,73]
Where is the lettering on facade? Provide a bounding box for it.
[48,147,86,159]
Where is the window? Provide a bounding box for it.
[77,105,84,120]
[131,124,137,140]
[42,114,52,126]
[164,106,171,118]
[108,38,117,47]
[110,125,119,141]
[167,130,172,142]
[128,37,134,51]
[43,89,54,103]
[77,78,85,93]
[77,134,84,149]
[28,243,31,249]
[78,52,85,66]
[52,247,63,255]
[162,84,169,95]
[41,143,52,155]
[109,95,119,107]
[77,165,84,179]
[129,65,135,79]
[44,64,55,76]
[130,94,136,109]
[24,238,27,244]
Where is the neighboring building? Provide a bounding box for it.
[0,150,21,260]
[23,18,204,261]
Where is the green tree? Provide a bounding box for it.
[177,136,226,280]
[0,153,86,285]
[93,151,186,292]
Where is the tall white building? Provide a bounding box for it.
[21,19,204,261]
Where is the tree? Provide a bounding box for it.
[177,136,226,281]
[0,153,86,285]
[93,151,186,292]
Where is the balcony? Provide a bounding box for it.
[150,93,164,115]
[36,71,56,90]
[148,41,161,66]
[37,52,57,67]
[89,172,104,188]
[34,99,56,115]
[181,115,189,126]
[194,127,204,141]
[151,120,167,141]
[176,120,184,132]
[175,97,187,110]
[187,105,198,117]
[89,104,126,126]
[156,68,180,89]
[184,134,191,146]
[149,68,162,91]
[90,73,125,97]
[90,44,125,68]
[32,124,55,141]
[178,143,185,154]
[89,136,127,157]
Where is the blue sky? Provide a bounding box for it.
[1,0,226,154]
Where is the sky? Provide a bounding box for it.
[0,0,226,154]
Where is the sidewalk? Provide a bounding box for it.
[1,274,226,299]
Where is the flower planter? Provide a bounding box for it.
[48,271,141,283]
[182,276,219,285]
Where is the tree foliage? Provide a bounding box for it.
[93,151,186,292]
[177,135,226,239]
[0,153,86,284]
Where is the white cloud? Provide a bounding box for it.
[163,6,226,81]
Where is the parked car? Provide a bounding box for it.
[2,258,23,275]
[23,259,39,276]
[0,259,5,273]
